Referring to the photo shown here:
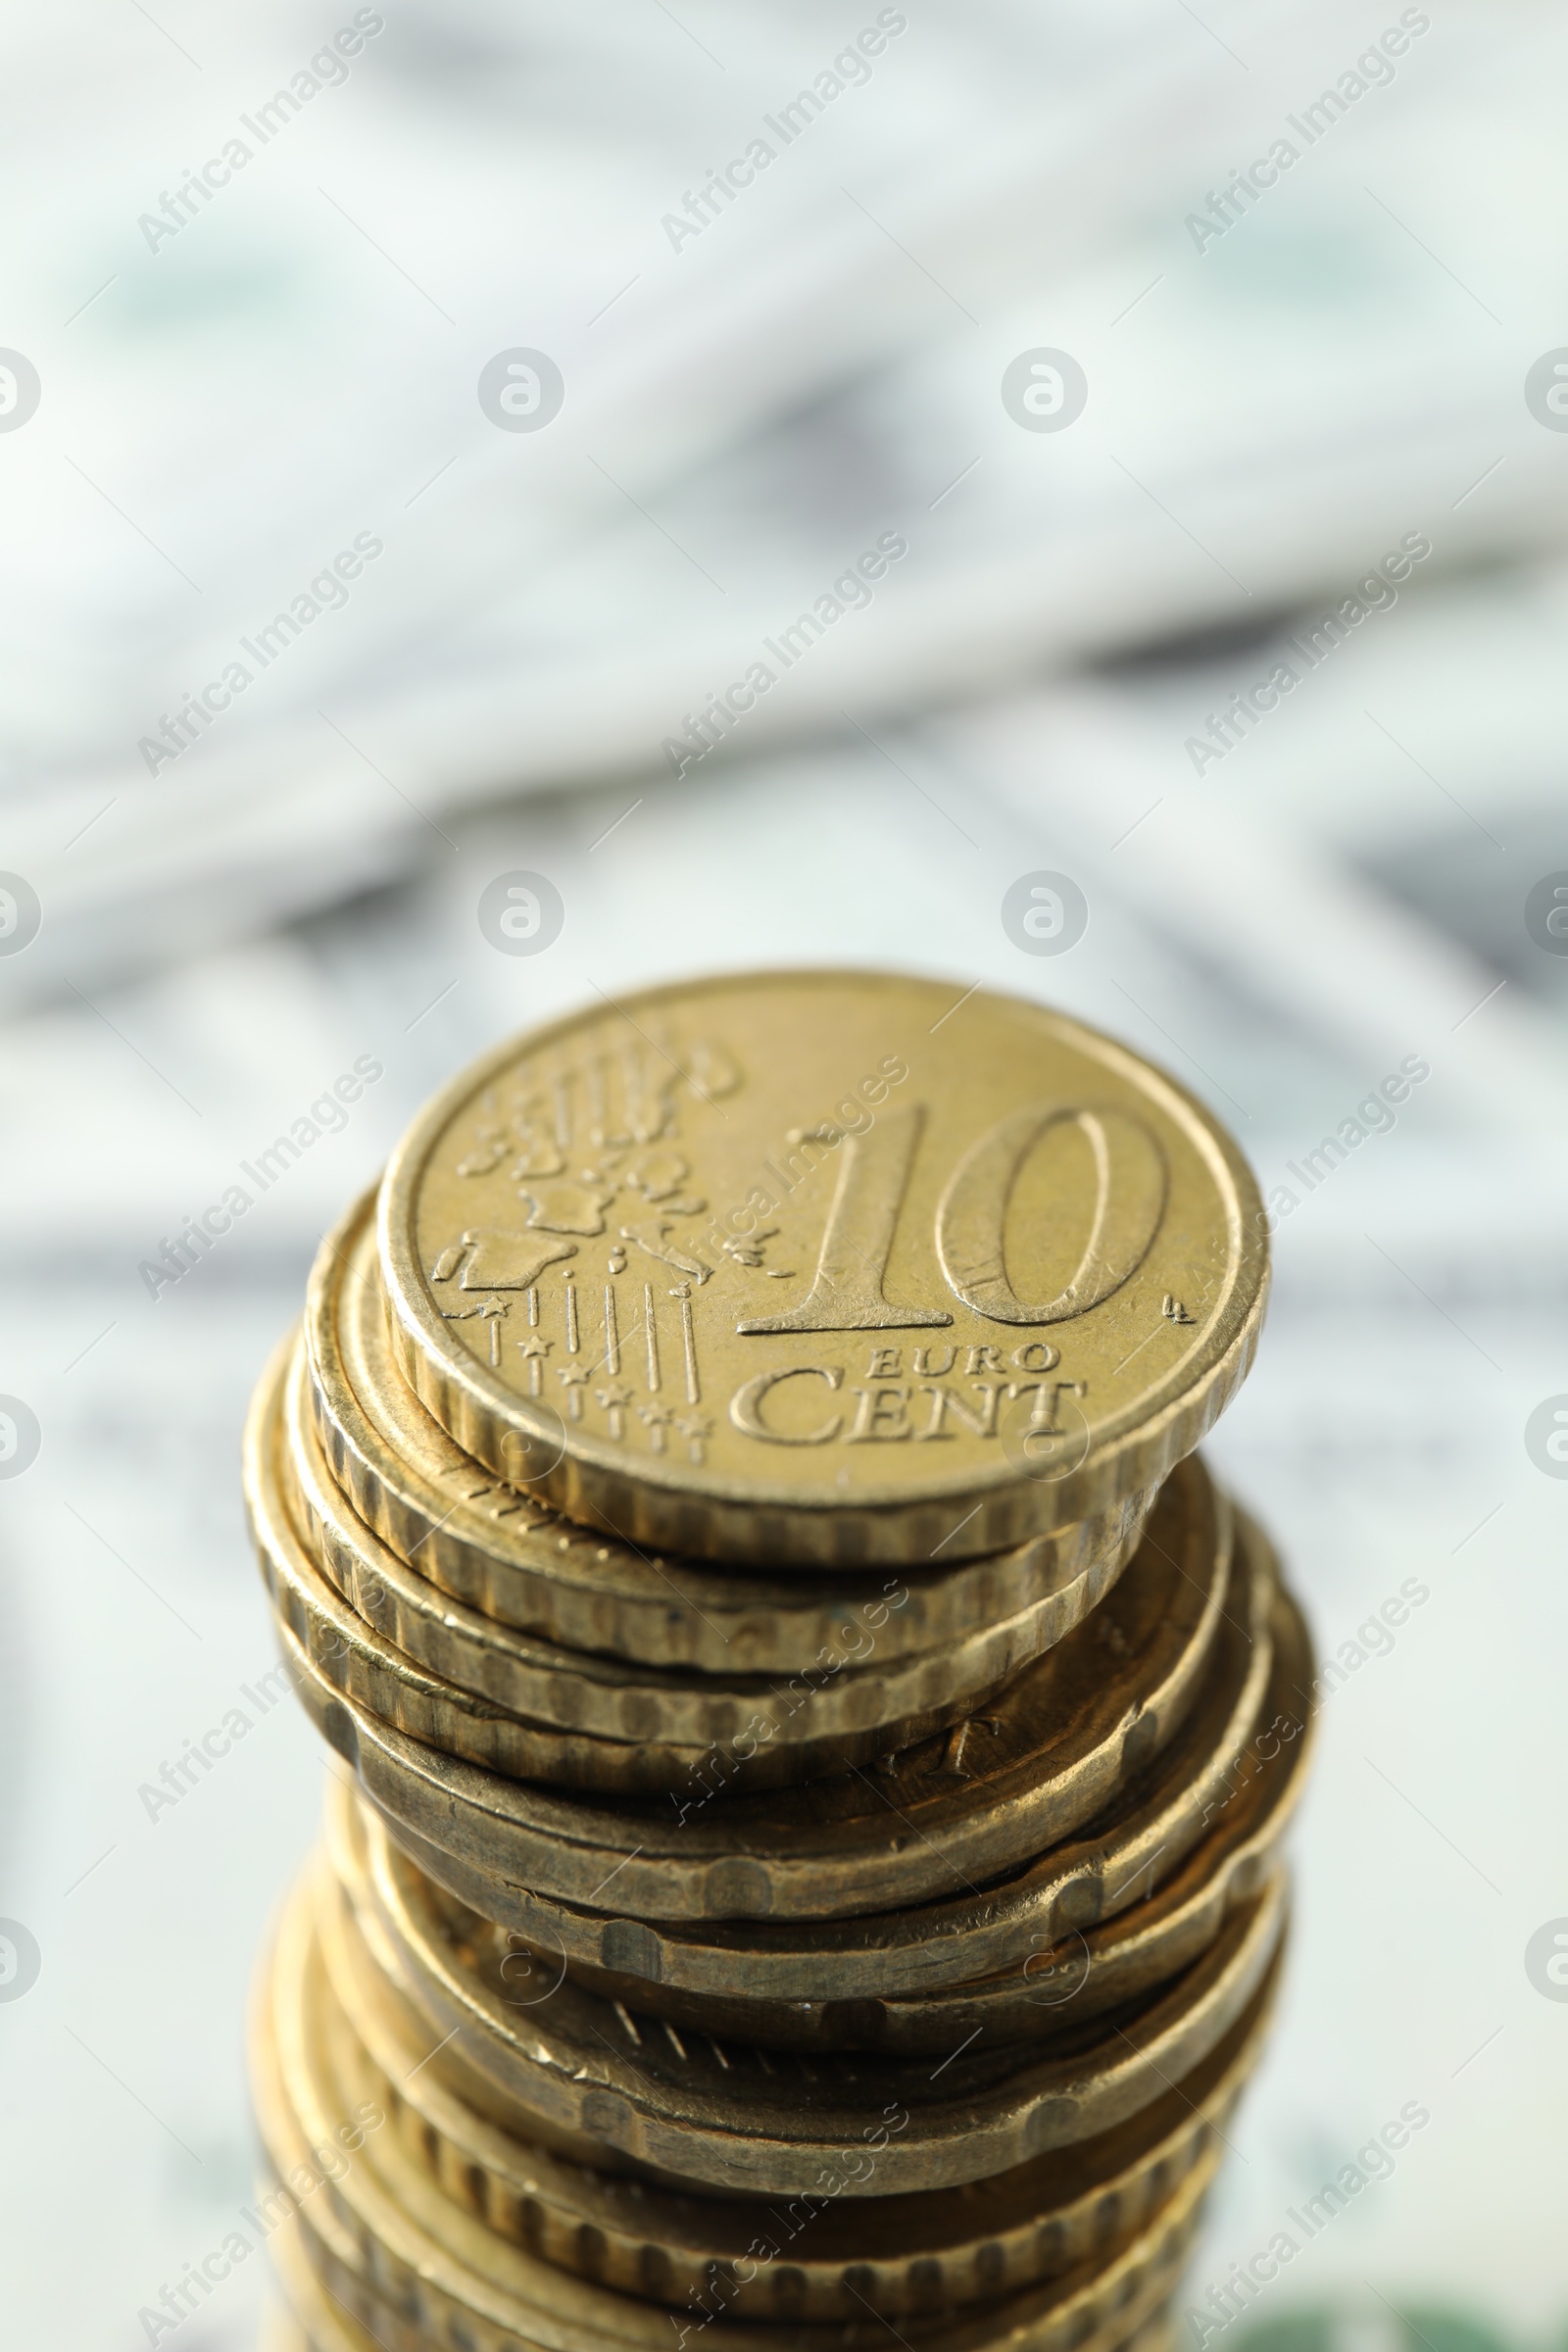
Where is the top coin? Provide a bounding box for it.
[379,971,1266,1564]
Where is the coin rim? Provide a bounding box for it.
[429,1564,1304,2037]
[255,1873,1226,2345]
[316,1796,1280,2321]
[377,971,1268,1565]
[257,1447,1232,1920]
[311,1186,1156,1673]
[345,1787,1289,2193]
[290,1319,1133,1764]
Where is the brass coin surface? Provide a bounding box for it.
[270,2151,1199,2352]
[309,1188,1155,1677]
[315,1826,1280,2322]
[249,1336,803,1795]
[331,1783,1287,2196]
[257,1875,1221,2348]
[260,2220,366,2352]
[396,1549,1301,2039]
[378,972,1267,1564]
[265,2195,1182,2352]
[289,1314,1124,1779]
[257,2304,314,2352]
[270,1452,1230,1922]
[267,2201,1175,2352]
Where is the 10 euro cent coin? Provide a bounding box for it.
[377,971,1266,1564]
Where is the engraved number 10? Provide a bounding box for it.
[736,1102,1167,1335]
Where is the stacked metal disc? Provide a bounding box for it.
[242,971,1315,2352]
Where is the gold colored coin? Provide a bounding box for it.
[397,1553,1302,2040]
[290,1303,1129,1778]
[270,2156,1198,2352]
[309,1187,1155,1676]
[248,1336,794,1794]
[378,972,1267,1564]
[265,2187,1183,2352]
[268,1451,1231,1922]
[265,1323,1126,1795]
[256,2303,314,2352]
[256,1871,1223,2349]
[327,1783,1287,2196]
[260,2220,363,2352]
[315,1830,1280,2322]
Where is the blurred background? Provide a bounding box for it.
[2,1,1566,2343]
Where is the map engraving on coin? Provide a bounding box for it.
[379,973,1266,1561]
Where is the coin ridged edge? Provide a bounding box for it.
[376,972,1268,1566]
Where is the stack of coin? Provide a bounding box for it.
[242,970,1314,2352]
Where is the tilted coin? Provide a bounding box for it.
[267,2131,1200,2352]
[270,1451,1230,1921]
[309,1187,1156,1673]
[394,1548,1302,2039]
[257,1870,1223,2348]
[315,1824,1280,2323]
[248,1950,389,2348]
[377,972,1268,1564]
[789,1595,1307,2053]
[262,2180,1183,2352]
[259,2220,358,2352]
[267,1324,1056,1795]
[256,2304,313,2352]
[329,1783,1288,2196]
[258,1893,649,2352]
[249,1337,811,1795]
[288,1325,1112,1777]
